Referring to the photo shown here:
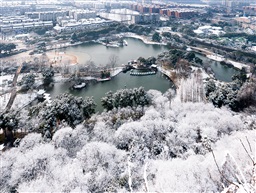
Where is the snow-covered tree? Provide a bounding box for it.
[205,79,216,97]
[237,77,256,110]
[29,93,96,135]
[101,91,114,111]
[101,87,149,111]
[18,73,35,91]
[42,66,54,85]
[177,71,205,103]
[77,142,127,192]
[133,87,150,107]
[0,112,19,147]
[0,88,255,192]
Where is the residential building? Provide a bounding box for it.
[244,6,256,16]
[0,16,53,33]
[160,8,199,19]
[53,18,113,33]
[73,10,96,21]
[25,11,68,22]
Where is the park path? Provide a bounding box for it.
[4,63,23,112]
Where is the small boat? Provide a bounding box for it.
[123,40,128,46]
[97,77,111,82]
[73,82,86,89]
[107,43,119,48]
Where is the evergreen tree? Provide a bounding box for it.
[0,112,18,147]
[29,94,96,134]
[18,74,35,91]
[42,66,54,85]
[101,91,114,111]
[152,32,161,42]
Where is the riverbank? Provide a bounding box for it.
[206,54,248,70]
[122,32,167,46]
[190,47,250,80]
[1,32,164,67]
[191,46,250,71]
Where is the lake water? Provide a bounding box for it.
[46,72,173,112]
[47,37,240,111]
[61,37,239,82]
[210,61,239,82]
[60,37,166,66]
[195,54,239,82]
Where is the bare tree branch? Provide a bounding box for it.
[211,150,239,189]
[240,139,255,166]
[246,136,253,154]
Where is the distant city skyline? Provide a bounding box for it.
[0,0,255,6]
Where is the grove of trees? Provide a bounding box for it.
[205,67,256,111]
[101,87,149,111]
[0,88,255,192]
[18,74,35,91]
[0,43,16,55]
[42,66,54,85]
[28,93,96,138]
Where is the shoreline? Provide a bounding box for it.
[122,32,167,46]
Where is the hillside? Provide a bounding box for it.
[0,88,255,192]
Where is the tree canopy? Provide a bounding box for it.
[0,89,255,192]
[101,87,150,111]
[42,66,54,85]
[18,74,35,91]
[152,32,161,42]
[29,93,96,136]
[0,43,16,55]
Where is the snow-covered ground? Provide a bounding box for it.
[0,74,14,94]
[226,60,248,70]
[191,66,211,80]
[157,66,172,77]
[0,144,4,150]
[111,67,123,77]
[11,92,37,111]
[0,93,11,112]
[207,54,249,70]
[54,74,69,83]
[206,54,225,62]
[123,32,167,46]
[1,92,37,112]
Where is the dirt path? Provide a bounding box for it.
[46,51,78,66]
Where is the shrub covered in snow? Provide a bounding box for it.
[0,89,255,192]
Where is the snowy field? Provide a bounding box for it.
[0,93,11,112]
[0,74,14,93]
[0,92,37,112]
[11,92,37,110]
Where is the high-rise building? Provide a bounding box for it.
[223,0,236,7]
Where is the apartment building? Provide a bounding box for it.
[73,10,97,21]
[25,11,68,22]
